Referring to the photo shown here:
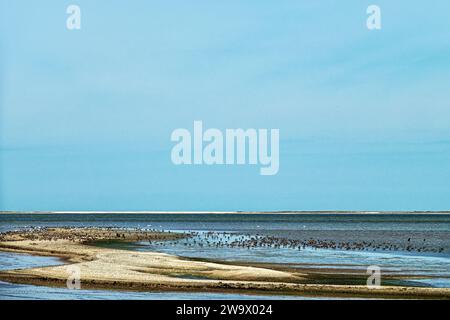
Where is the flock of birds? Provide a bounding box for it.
[151,231,446,254]
[0,226,446,254]
[0,226,179,243]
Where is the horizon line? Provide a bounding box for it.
[1,210,450,215]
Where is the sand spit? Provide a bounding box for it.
[0,228,449,299]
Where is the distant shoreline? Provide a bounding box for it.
[1,211,450,215]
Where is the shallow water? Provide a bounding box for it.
[0,280,323,300]
[145,234,449,267]
[0,281,319,300]
[0,252,63,271]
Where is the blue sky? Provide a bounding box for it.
[1,1,450,211]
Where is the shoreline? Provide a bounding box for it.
[2,211,450,215]
[1,227,450,299]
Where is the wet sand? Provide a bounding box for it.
[0,227,449,299]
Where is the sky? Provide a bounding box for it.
[0,0,450,211]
